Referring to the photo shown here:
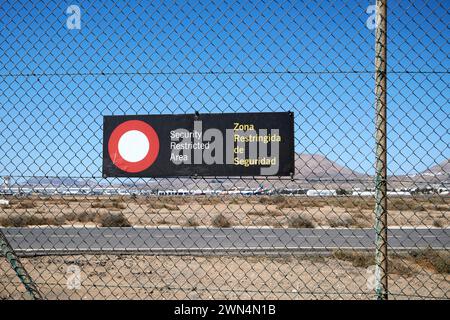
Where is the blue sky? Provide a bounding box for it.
[0,0,448,179]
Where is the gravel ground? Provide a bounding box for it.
[1,253,448,300]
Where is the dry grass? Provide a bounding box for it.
[96,212,131,227]
[212,214,231,228]
[195,197,222,205]
[0,214,64,227]
[409,249,449,274]
[157,217,171,225]
[288,214,314,228]
[247,209,282,217]
[333,249,449,277]
[185,217,199,227]
[328,213,354,228]
[148,202,180,211]
[390,199,426,211]
[254,196,449,212]
[15,200,36,209]
[433,205,449,211]
[0,195,447,228]
[75,210,98,223]
[333,250,414,276]
[333,250,374,268]
[91,200,127,210]
[433,219,444,228]
[259,195,286,205]
[0,209,131,228]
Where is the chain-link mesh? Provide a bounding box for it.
[0,0,448,300]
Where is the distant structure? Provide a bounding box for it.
[2,176,10,190]
[306,189,337,197]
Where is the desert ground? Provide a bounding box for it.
[1,195,448,299]
[0,195,448,228]
[1,250,448,300]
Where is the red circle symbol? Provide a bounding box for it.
[108,120,159,173]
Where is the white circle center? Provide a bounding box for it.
[118,130,150,163]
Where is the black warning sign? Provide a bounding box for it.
[103,112,294,177]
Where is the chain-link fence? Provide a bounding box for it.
[0,0,448,300]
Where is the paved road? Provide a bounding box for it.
[1,227,449,254]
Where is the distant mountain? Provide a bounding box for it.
[421,159,450,177]
[390,158,450,187]
[19,155,449,191]
[293,153,365,180]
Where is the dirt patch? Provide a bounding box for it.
[1,253,448,299]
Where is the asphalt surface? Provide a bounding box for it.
[1,227,449,254]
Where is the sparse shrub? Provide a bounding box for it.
[258,197,271,204]
[149,202,179,211]
[158,218,170,225]
[91,200,127,210]
[247,210,263,216]
[91,201,106,209]
[196,197,221,205]
[432,219,443,228]
[54,214,67,225]
[185,217,199,227]
[163,204,179,211]
[63,211,77,221]
[248,209,281,217]
[257,195,290,206]
[329,214,354,228]
[229,197,241,204]
[410,249,449,274]
[288,215,314,228]
[413,205,426,212]
[390,199,426,211]
[0,215,24,227]
[277,200,295,209]
[333,250,415,276]
[272,195,286,204]
[212,214,231,228]
[115,202,127,210]
[97,212,131,227]
[352,212,366,220]
[333,250,373,268]
[301,198,326,208]
[76,210,97,223]
[0,214,58,227]
[389,259,414,277]
[17,201,35,209]
[160,196,185,206]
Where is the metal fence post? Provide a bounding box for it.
[374,0,388,300]
[0,231,42,300]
